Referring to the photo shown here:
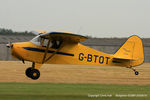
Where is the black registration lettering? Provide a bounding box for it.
[79,53,84,61]
[99,56,104,64]
[87,54,92,62]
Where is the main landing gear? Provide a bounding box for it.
[25,62,40,80]
[129,67,139,75]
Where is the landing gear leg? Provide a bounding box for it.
[25,62,41,80]
[129,67,139,75]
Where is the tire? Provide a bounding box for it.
[25,67,32,78]
[30,69,40,80]
[135,71,139,75]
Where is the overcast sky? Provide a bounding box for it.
[0,0,150,37]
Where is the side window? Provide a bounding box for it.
[41,39,52,47]
[41,39,62,49]
[51,40,62,49]
[43,39,49,47]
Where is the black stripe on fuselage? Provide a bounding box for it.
[23,47,74,57]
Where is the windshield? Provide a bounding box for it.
[30,35,42,46]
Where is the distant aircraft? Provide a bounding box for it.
[6,30,144,80]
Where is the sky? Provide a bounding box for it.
[0,0,150,38]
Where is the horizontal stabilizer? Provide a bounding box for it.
[113,57,137,61]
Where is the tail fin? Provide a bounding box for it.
[114,35,144,67]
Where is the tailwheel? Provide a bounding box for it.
[129,67,139,75]
[25,67,32,78]
[135,71,139,75]
[30,69,40,80]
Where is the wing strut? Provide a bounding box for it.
[44,45,63,63]
[42,40,63,64]
[42,39,51,64]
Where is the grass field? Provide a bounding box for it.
[0,61,150,84]
[0,83,149,100]
[0,61,150,100]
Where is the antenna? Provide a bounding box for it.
[77,26,83,33]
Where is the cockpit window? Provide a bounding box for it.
[30,35,42,46]
[51,40,61,49]
[30,35,62,49]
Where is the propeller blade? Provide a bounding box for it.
[6,42,12,48]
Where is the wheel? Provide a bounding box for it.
[25,67,32,78]
[135,71,139,75]
[30,69,40,80]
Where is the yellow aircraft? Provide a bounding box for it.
[6,31,144,80]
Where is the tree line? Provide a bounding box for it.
[0,28,96,38]
[0,28,34,35]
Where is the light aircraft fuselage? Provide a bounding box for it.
[7,31,144,80]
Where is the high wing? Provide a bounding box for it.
[40,31,88,43]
